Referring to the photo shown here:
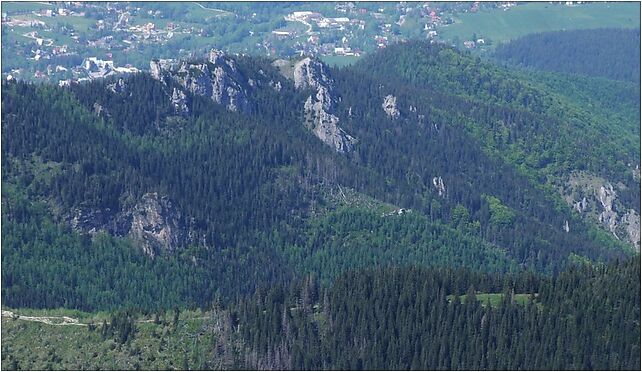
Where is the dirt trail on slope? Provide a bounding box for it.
[2,310,214,327]
[2,310,86,326]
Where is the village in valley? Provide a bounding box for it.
[1,1,599,84]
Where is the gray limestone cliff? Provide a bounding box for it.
[292,57,334,91]
[382,94,400,119]
[562,172,640,251]
[128,192,186,258]
[66,192,188,258]
[275,57,357,153]
[170,87,189,115]
[150,49,251,113]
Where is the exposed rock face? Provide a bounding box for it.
[150,60,163,80]
[573,197,588,213]
[269,80,282,92]
[382,94,400,119]
[562,172,641,250]
[107,78,127,94]
[171,87,189,115]
[69,207,111,234]
[150,49,251,113]
[597,184,618,234]
[129,193,186,258]
[150,59,177,81]
[303,93,357,154]
[432,176,446,197]
[621,210,641,249]
[208,48,225,65]
[284,57,357,153]
[293,57,334,90]
[211,64,248,112]
[66,193,188,257]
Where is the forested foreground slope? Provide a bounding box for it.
[2,259,639,370]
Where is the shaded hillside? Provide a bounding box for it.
[493,28,641,82]
[352,41,640,248]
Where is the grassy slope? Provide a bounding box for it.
[321,55,362,67]
[448,293,535,308]
[1,2,53,13]
[1,308,230,371]
[438,2,640,45]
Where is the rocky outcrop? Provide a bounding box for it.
[303,92,356,154]
[293,57,334,91]
[208,48,225,65]
[211,64,248,112]
[280,57,357,153]
[93,102,105,116]
[150,59,177,81]
[269,80,282,92]
[573,196,588,213]
[171,87,189,115]
[66,192,188,258]
[597,184,618,234]
[620,209,640,247]
[107,78,127,94]
[150,49,251,113]
[562,172,641,250]
[129,192,186,258]
[150,60,163,80]
[382,94,400,119]
[69,207,112,234]
[432,176,446,197]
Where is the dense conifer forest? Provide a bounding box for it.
[1,39,639,370]
[233,259,640,370]
[493,28,641,82]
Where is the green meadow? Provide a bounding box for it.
[438,2,640,45]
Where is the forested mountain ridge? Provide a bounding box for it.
[493,28,641,83]
[351,41,640,249]
[2,42,639,314]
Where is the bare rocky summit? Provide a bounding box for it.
[150,48,250,113]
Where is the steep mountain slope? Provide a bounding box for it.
[352,41,640,249]
[1,44,637,312]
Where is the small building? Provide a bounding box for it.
[463,40,476,49]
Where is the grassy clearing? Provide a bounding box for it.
[1,2,53,14]
[438,2,640,45]
[39,14,97,32]
[321,55,361,67]
[448,293,537,308]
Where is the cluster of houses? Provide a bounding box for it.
[276,11,367,57]
[79,57,139,79]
